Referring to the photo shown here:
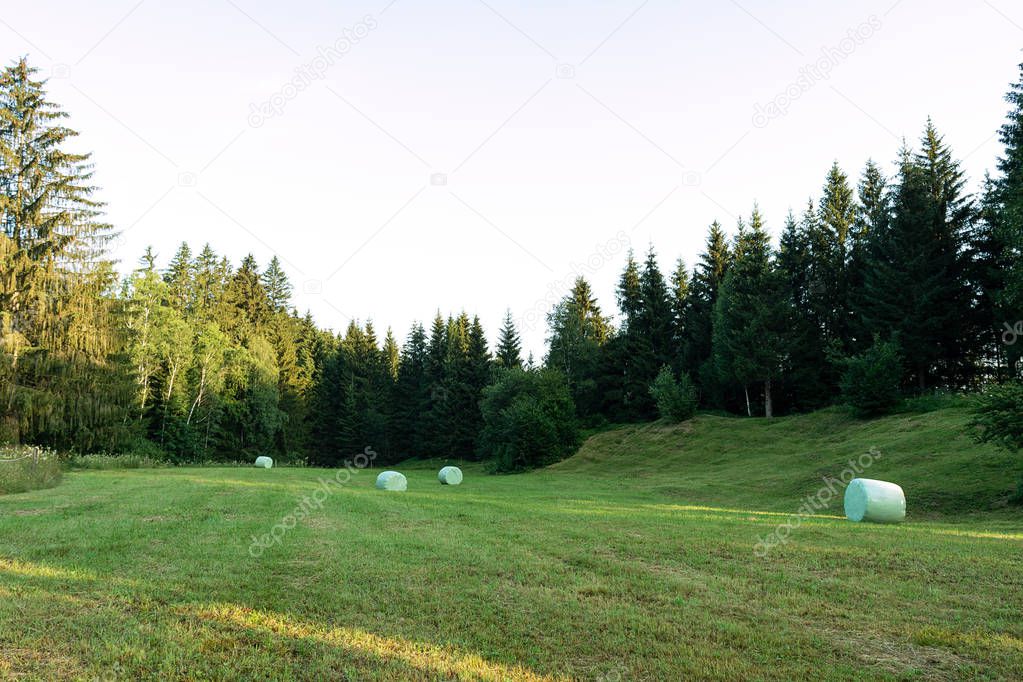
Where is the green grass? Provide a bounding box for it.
[0,407,1021,680]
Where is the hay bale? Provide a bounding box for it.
[844,478,905,523]
[254,456,273,469]
[438,466,463,486]
[375,471,407,491]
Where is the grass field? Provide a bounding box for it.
[1,407,1021,680]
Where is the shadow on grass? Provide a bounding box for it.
[0,557,565,681]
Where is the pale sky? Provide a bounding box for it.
[2,0,1020,357]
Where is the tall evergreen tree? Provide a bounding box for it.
[808,162,856,348]
[712,207,787,417]
[639,246,674,368]
[776,209,830,410]
[863,126,975,390]
[0,57,128,450]
[164,242,194,313]
[682,222,731,402]
[547,277,611,419]
[849,160,890,348]
[669,258,690,369]
[495,310,523,369]
[261,256,292,312]
[393,322,428,457]
[991,62,1023,377]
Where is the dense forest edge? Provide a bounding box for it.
[1,55,1022,481]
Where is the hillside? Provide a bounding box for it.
[547,406,1022,517]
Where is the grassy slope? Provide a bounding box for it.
[0,407,1020,680]
[554,406,1023,516]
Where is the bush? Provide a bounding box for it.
[478,368,580,473]
[969,382,1023,502]
[840,338,903,418]
[63,453,166,470]
[0,445,62,494]
[649,366,698,422]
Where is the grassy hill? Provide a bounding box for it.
[552,406,1022,517]
[0,406,1020,680]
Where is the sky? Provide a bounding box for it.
[2,0,1021,358]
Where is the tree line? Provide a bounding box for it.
[2,56,1022,469]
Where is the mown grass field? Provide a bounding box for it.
[0,407,1021,680]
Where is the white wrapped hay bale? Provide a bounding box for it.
[254,456,273,469]
[438,466,463,486]
[844,478,905,523]
[375,471,407,491]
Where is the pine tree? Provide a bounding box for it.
[261,256,292,312]
[393,322,428,457]
[616,250,643,323]
[992,62,1023,377]
[495,310,522,369]
[809,162,856,348]
[547,277,611,418]
[218,254,271,338]
[192,244,223,320]
[712,206,787,417]
[863,126,976,390]
[382,327,400,381]
[639,246,674,368]
[682,221,731,402]
[849,160,890,348]
[164,242,194,313]
[777,209,830,410]
[915,119,978,384]
[0,57,128,449]
[421,313,450,454]
[669,258,690,370]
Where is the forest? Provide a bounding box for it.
[2,56,1022,470]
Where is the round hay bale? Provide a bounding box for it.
[438,466,463,486]
[375,471,407,491]
[844,478,905,523]
[254,456,273,469]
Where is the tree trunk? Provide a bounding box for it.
[744,385,751,417]
[764,378,773,418]
[187,368,207,425]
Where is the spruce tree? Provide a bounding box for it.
[863,127,976,390]
[495,310,523,369]
[808,162,856,348]
[639,246,674,368]
[0,57,127,449]
[669,258,690,369]
[992,62,1023,377]
[164,242,194,313]
[777,209,830,410]
[849,160,890,348]
[393,322,428,456]
[547,277,611,418]
[261,256,292,312]
[682,222,731,402]
[712,207,787,417]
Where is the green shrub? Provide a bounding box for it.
[63,453,166,470]
[969,381,1023,502]
[840,338,903,418]
[478,368,580,473]
[649,366,698,422]
[0,446,62,494]
[899,389,973,414]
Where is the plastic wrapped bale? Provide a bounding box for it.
[254,456,273,469]
[844,478,905,523]
[438,466,463,486]
[375,471,407,491]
